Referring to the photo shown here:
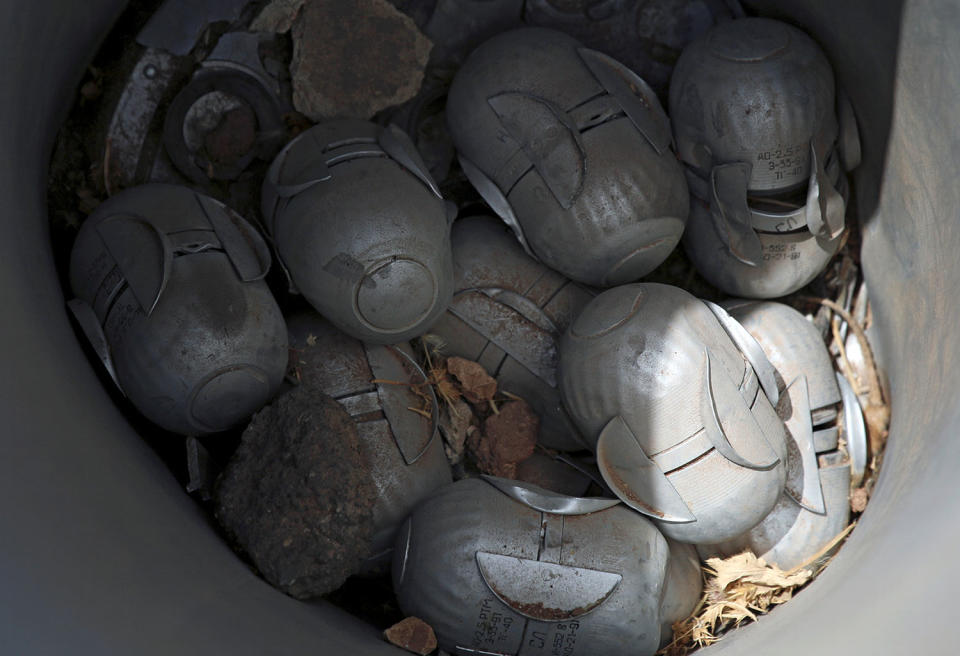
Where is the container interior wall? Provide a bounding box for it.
[0,0,954,654]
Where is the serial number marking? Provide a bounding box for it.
[472,598,516,648]
[755,143,809,185]
[762,242,801,261]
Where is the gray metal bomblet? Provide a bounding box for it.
[426,215,594,452]
[558,283,788,544]
[446,27,689,287]
[68,183,288,436]
[392,476,702,656]
[670,17,862,298]
[696,300,867,568]
[286,312,452,574]
[261,119,455,344]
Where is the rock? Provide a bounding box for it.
[468,400,538,478]
[384,616,438,655]
[446,356,497,404]
[514,453,593,497]
[438,397,476,465]
[289,0,432,120]
[214,388,376,599]
[250,0,306,33]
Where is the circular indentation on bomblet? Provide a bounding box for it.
[356,258,438,333]
[190,365,271,432]
[601,232,681,287]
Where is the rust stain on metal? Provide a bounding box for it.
[485,581,606,621]
[600,455,666,518]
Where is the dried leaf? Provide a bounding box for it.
[435,375,461,404]
[850,486,869,513]
[706,552,812,591]
[438,398,476,465]
[446,356,497,404]
[658,551,817,656]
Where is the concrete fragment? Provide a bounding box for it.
[384,616,438,655]
[289,0,432,120]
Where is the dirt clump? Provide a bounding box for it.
[468,399,538,478]
[214,387,376,599]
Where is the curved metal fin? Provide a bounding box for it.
[96,214,172,316]
[710,163,763,266]
[449,289,558,385]
[703,300,779,407]
[197,194,272,282]
[837,90,862,171]
[783,376,827,514]
[576,47,672,154]
[487,91,585,209]
[458,155,536,258]
[476,551,621,621]
[67,298,123,394]
[487,289,558,334]
[378,123,443,199]
[482,476,620,515]
[837,372,867,488]
[261,137,332,231]
[805,142,846,240]
[596,416,695,523]
[701,348,780,471]
[365,344,438,465]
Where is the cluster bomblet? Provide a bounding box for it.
[68,183,288,436]
[670,17,861,298]
[559,283,789,544]
[446,27,689,287]
[698,300,866,569]
[261,119,454,344]
[392,477,701,656]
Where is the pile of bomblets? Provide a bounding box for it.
[67,16,866,656]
